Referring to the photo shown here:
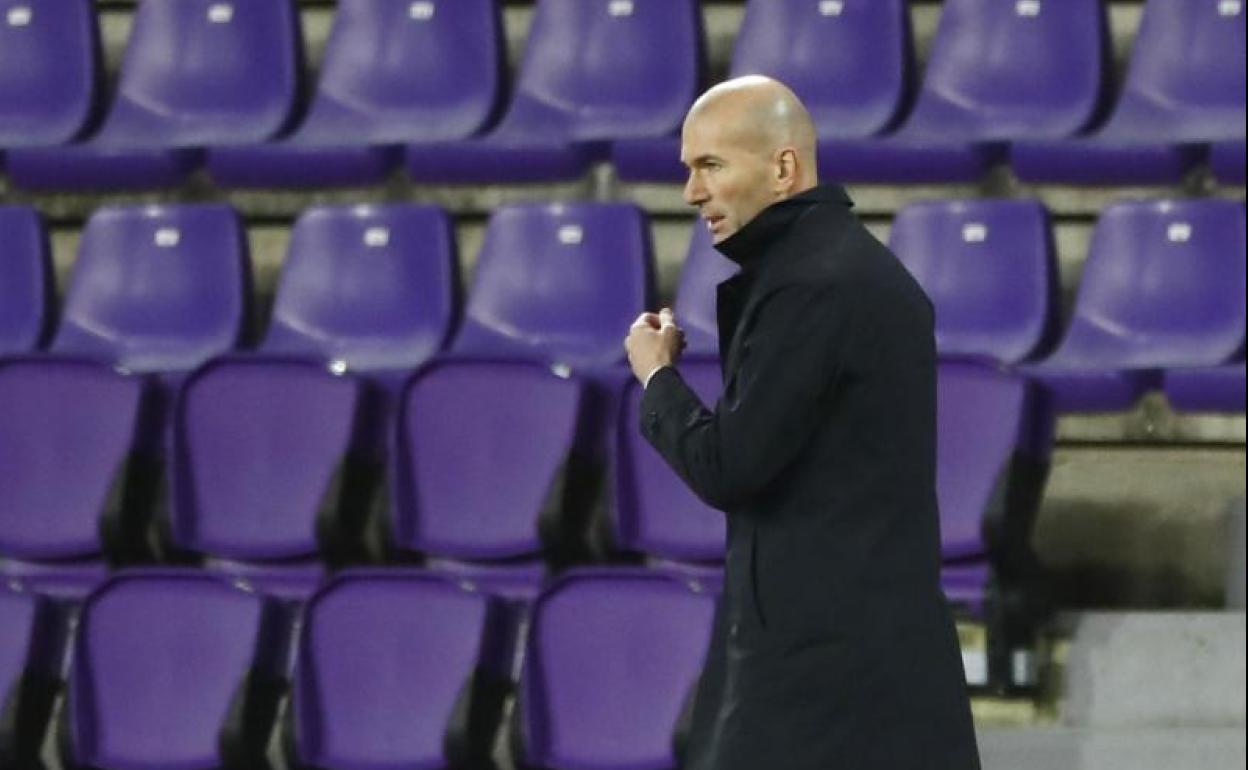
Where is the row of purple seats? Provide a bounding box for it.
[1,568,712,770]
[1,0,1242,189]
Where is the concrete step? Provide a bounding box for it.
[979,726,1246,770]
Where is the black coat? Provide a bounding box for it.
[641,185,981,770]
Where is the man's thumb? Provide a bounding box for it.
[659,307,675,329]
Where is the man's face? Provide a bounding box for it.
[680,115,779,244]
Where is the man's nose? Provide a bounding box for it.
[683,172,707,207]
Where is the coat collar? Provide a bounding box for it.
[714,184,854,271]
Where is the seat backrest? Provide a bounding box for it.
[0,586,57,765]
[52,204,251,373]
[906,0,1109,139]
[936,362,1050,560]
[507,0,703,139]
[731,0,911,138]
[517,570,714,768]
[392,360,583,559]
[94,0,300,147]
[889,199,1056,364]
[299,0,503,143]
[1107,0,1246,140]
[1054,199,1246,368]
[67,572,285,770]
[0,359,143,560]
[172,358,361,561]
[293,572,504,769]
[454,203,653,370]
[0,0,99,146]
[263,204,458,371]
[0,205,53,354]
[673,223,739,358]
[615,361,725,560]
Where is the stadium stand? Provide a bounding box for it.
[0,205,52,355]
[0,585,60,769]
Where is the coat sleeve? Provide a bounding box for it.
[639,284,858,511]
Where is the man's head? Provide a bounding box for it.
[680,76,818,244]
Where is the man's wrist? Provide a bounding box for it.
[644,363,671,388]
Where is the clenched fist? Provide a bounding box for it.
[624,307,686,385]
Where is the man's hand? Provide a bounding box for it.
[625,307,686,385]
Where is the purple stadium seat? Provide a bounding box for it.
[0,359,144,567]
[0,0,99,147]
[514,569,715,770]
[1163,361,1247,413]
[1013,0,1246,184]
[290,571,509,770]
[407,0,702,183]
[0,205,52,354]
[0,586,59,768]
[261,204,459,373]
[673,223,741,358]
[169,357,364,597]
[615,0,911,182]
[1024,198,1246,411]
[888,199,1058,365]
[390,360,584,570]
[63,571,288,770]
[936,362,1053,688]
[3,147,202,191]
[52,204,251,374]
[208,0,504,187]
[1211,141,1246,184]
[453,203,654,370]
[612,362,726,562]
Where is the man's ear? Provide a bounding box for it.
[775,148,798,193]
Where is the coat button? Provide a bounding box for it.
[730,622,739,637]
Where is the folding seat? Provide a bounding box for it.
[512,569,715,770]
[406,0,702,183]
[1163,361,1247,413]
[0,586,61,768]
[1023,199,1246,411]
[0,205,53,355]
[935,361,1053,690]
[0,204,250,594]
[615,0,912,182]
[888,199,1058,365]
[209,0,504,188]
[167,357,366,597]
[1211,141,1246,185]
[1012,0,1246,184]
[452,203,654,370]
[287,571,510,770]
[6,0,301,189]
[261,204,459,375]
[61,571,289,770]
[0,0,99,147]
[388,359,586,598]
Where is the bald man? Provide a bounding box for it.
[625,77,981,769]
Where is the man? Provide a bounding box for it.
[624,76,981,769]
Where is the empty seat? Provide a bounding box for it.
[612,362,726,562]
[1024,199,1246,411]
[888,199,1058,365]
[453,203,654,370]
[1013,0,1245,184]
[1211,141,1246,185]
[52,204,251,374]
[673,223,740,358]
[208,0,504,187]
[0,586,59,768]
[1163,361,1247,412]
[390,359,585,582]
[261,204,459,373]
[0,205,53,354]
[62,571,288,770]
[0,0,99,147]
[513,569,715,769]
[168,357,365,596]
[936,361,1053,688]
[615,0,912,182]
[407,0,703,183]
[0,359,145,567]
[3,147,202,191]
[289,571,509,770]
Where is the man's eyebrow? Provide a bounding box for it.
[684,154,724,168]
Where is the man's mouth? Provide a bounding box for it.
[704,214,725,232]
